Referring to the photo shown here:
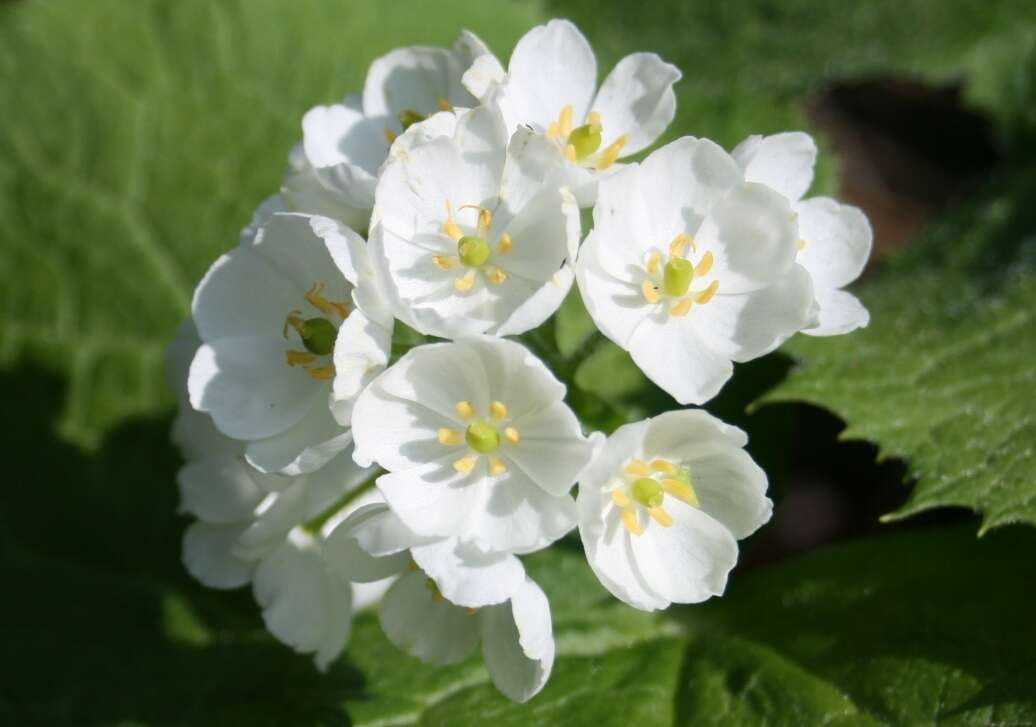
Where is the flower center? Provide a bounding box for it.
[611,457,700,536]
[458,235,491,267]
[465,420,500,453]
[640,233,719,318]
[437,400,521,478]
[282,282,349,381]
[545,105,629,171]
[432,202,514,292]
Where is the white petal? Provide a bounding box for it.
[301,103,385,174]
[347,502,433,557]
[379,570,480,665]
[363,46,475,127]
[374,455,483,540]
[628,313,734,406]
[177,455,265,523]
[480,577,555,703]
[251,214,354,303]
[683,447,771,540]
[590,52,681,155]
[182,522,253,589]
[323,504,412,584]
[576,229,651,347]
[462,52,506,100]
[244,400,352,475]
[281,162,371,230]
[505,401,593,497]
[640,408,747,453]
[495,264,576,337]
[732,132,817,202]
[804,286,870,336]
[331,310,393,419]
[502,19,597,130]
[352,578,396,611]
[499,126,571,219]
[796,197,872,289]
[412,538,526,608]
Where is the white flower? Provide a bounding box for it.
[577,410,772,611]
[465,19,681,204]
[370,103,580,339]
[733,132,872,336]
[351,336,593,554]
[324,504,554,703]
[288,31,492,227]
[188,212,390,474]
[576,136,815,405]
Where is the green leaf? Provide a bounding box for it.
[0,0,543,448]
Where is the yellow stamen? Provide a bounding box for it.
[465,607,479,615]
[490,401,508,421]
[587,111,602,126]
[798,238,808,250]
[306,365,335,381]
[611,489,631,508]
[488,267,508,285]
[622,507,643,535]
[624,459,651,477]
[649,507,674,527]
[283,311,304,338]
[563,144,577,162]
[497,233,513,254]
[305,282,350,319]
[432,255,454,270]
[455,401,475,420]
[438,428,463,446]
[460,205,493,237]
[286,350,316,367]
[695,251,714,277]
[558,105,574,137]
[504,427,520,444]
[670,298,692,317]
[662,478,700,507]
[646,251,662,275]
[651,459,677,474]
[546,122,561,140]
[443,202,463,241]
[453,456,477,474]
[693,280,719,305]
[432,591,445,603]
[641,280,660,304]
[489,457,507,476]
[384,127,397,145]
[437,97,452,112]
[595,133,628,171]
[454,270,476,292]
[669,233,691,258]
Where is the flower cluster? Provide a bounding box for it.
[169,19,871,702]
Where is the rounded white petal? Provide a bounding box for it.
[462,52,507,100]
[379,570,480,665]
[302,103,385,175]
[576,230,651,347]
[804,286,870,337]
[331,310,393,418]
[363,42,478,126]
[795,197,872,289]
[182,522,253,589]
[628,313,734,406]
[590,52,681,156]
[352,578,396,611]
[324,504,413,584]
[412,538,526,608]
[479,577,555,703]
[244,400,352,475]
[177,456,266,523]
[504,401,593,497]
[732,131,817,203]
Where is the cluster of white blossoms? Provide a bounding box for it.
[169,19,871,703]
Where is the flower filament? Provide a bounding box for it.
[611,457,700,536]
[545,104,628,171]
[640,233,719,318]
[434,202,514,293]
[283,282,350,380]
[438,399,519,477]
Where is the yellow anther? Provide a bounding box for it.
[384,127,397,145]
[453,456,478,474]
[563,144,577,162]
[454,270,476,292]
[283,311,304,338]
[460,205,493,237]
[611,489,631,508]
[497,233,513,254]
[558,105,574,137]
[488,267,508,285]
[438,428,464,446]
[305,282,350,319]
[670,298,693,317]
[546,122,561,140]
[432,590,445,603]
[588,111,602,126]
[641,280,660,304]
[624,459,651,477]
[695,251,714,277]
[465,607,479,615]
[455,401,475,419]
[490,401,508,421]
[437,97,452,112]
[595,133,629,171]
[489,457,507,476]
[693,280,720,305]
[286,350,316,367]
[504,427,520,444]
[798,238,808,250]
[306,365,335,381]
[622,507,643,535]
[646,251,662,275]
[651,460,677,474]
[649,507,674,527]
[669,233,691,258]
[432,255,454,270]
[662,478,700,508]
[443,202,463,241]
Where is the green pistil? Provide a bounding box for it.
[568,122,602,160]
[663,258,694,297]
[298,317,337,356]
[458,235,491,267]
[631,477,664,508]
[465,420,500,453]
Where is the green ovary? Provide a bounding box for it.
[631,477,664,508]
[663,258,694,297]
[568,122,602,160]
[465,420,500,453]
[298,317,337,356]
[458,235,491,267]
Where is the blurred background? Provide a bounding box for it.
[1,0,1034,724]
